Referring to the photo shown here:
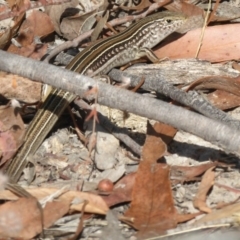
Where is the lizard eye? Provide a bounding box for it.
[166,19,172,23]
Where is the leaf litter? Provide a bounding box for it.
[1,0,240,239]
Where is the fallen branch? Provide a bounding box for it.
[0,50,240,156]
[108,68,240,131]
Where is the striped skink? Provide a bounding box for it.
[4,11,187,195]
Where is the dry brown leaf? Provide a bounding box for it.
[193,167,216,213]
[124,122,177,239]
[187,76,240,97]
[45,1,101,40]
[155,24,240,62]
[0,15,24,50]
[0,72,42,102]
[28,10,55,37]
[60,9,99,40]
[17,10,54,46]
[45,0,78,36]
[124,162,177,239]
[0,0,26,49]
[232,62,240,71]
[207,90,240,110]
[141,122,168,163]
[186,76,240,110]
[195,202,240,225]
[151,121,177,145]
[0,104,25,165]
[0,27,11,50]
[7,10,54,59]
[0,197,42,239]
[176,212,202,224]
[171,162,218,181]
[91,10,109,42]
[0,187,109,214]
[101,172,136,207]
[43,200,70,228]
[0,196,70,238]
